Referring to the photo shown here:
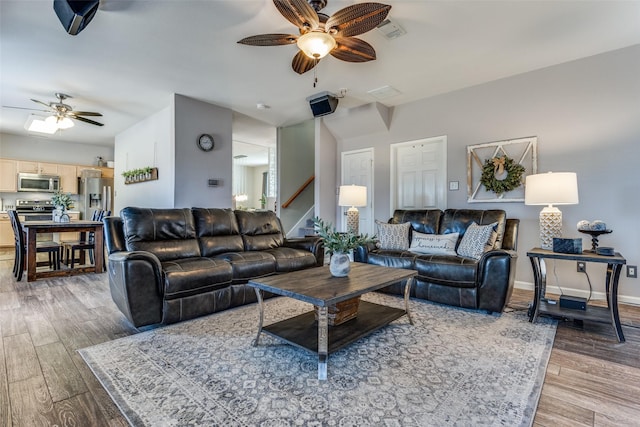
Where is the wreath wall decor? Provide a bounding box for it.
[480,155,525,195]
[467,137,537,203]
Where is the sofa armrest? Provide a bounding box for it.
[476,249,518,313]
[353,242,378,263]
[283,236,325,267]
[108,251,164,328]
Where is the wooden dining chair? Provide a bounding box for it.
[63,209,109,269]
[9,210,62,281]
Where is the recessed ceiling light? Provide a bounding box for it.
[367,85,401,100]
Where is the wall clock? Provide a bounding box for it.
[197,134,214,152]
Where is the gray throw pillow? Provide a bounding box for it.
[376,220,411,251]
[409,231,459,255]
[457,222,498,260]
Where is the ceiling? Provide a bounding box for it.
[1,1,639,149]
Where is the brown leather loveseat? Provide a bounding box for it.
[103,207,324,328]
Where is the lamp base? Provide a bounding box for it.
[346,208,359,235]
[540,206,562,250]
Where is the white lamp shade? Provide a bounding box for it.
[338,185,367,207]
[525,172,579,206]
[296,31,336,59]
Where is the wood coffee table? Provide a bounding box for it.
[248,262,417,380]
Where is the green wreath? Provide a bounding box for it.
[480,155,525,195]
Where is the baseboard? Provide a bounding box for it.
[514,280,640,307]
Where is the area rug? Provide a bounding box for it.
[79,293,556,426]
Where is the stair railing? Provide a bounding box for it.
[281,175,314,209]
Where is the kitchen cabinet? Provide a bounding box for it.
[17,161,59,175]
[77,166,114,179]
[0,159,18,192]
[0,213,12,247]
[58,164,78,194]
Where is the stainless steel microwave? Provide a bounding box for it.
[17,173,61,193]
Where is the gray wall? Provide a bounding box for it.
[336,44,640,301]
[174,94,233,208]
[278,120,315,234]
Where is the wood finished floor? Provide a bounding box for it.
[1,249,639,426]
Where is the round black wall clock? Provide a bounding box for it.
[197,134,214,152]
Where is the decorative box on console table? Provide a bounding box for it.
[552,237,582,254]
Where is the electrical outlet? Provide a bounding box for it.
[627,265,637,278]
[576,261,586,273]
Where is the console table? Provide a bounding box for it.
[527,248,626,342]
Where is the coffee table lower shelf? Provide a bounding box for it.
[262,301,406,355]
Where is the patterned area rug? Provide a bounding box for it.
[79,293,556,426]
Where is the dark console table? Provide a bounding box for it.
[527,248,626,342]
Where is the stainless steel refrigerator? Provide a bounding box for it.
[79,174,114,220]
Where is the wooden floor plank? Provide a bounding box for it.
[36,341,88,403]
[23,312,60,347]
[54,392,110,427]
[4,333,41,384]
[0,321,11,427]
[0,309,28,337]
[533,391,593,427]
[8,375,59,426]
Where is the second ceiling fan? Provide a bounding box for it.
[238,0,391,75]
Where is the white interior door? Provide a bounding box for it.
[391,136,447,214]
[341,148,374,235]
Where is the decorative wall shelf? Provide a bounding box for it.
[123,167,158,185]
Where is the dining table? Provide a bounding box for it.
[21,220,104,282]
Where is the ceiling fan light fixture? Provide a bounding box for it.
[45,115,74,129]
[297,31,336,59]
[24,115,58,134]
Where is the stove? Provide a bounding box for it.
[16,199,55,221]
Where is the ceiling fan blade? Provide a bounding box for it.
[69,111,103,117]
[238,33,298,46]
[331,37,376,62]
[326,3,391,38]
[30,98,53,109]
[73,116,104,126]
[292,50,318,74]
[3,105,50,112]
[273,0,319,31]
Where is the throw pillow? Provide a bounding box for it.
[457,222,498,260]
[409,232,459,255]
[375,221,411,251]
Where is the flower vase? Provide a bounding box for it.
[329,251,351,277]
[53,206,64,222]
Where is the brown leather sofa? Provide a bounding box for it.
[354,209,519,313]
[103,207,324,328]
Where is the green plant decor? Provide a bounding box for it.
[312,217,376,254]
[51,190,73,210]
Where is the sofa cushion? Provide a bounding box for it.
[456,222,498,260]
[161,257,233,300]
[376,221,411,250]
[264,247,318,272]
[367,250,416,270]
[121,207,201,262]
[440,209,506,249]
[391,209,443,235]
[414,255,478,288]
[214,251,276,280]
[409,232,458,255]
[235,210,284,250]
[192,207,244,256]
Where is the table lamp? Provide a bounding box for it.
[338,185,367,235]
[525,172,579,250]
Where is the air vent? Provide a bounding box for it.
[376,18,406,40]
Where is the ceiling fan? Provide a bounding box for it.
[238,0,391,75]
[6,92,104,128]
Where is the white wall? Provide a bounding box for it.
[337,45,640,301]
[173,94,232,208]
[0,133,113,165]
[315,119,338,224]
[114,105,174,212]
